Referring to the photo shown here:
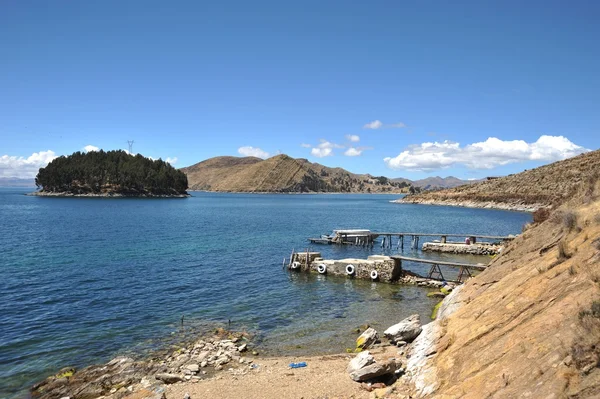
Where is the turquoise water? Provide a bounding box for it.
[0,189,531,398]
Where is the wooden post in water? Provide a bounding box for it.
[441,235,447,244]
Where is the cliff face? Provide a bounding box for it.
[181,154,415,193]
[409,177,600,398]
[399,150,600,210]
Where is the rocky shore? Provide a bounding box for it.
[393,197,542,212]
[27,191,190,198]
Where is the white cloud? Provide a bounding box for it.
[165,157,178,165]
[0,150,57,178]
[363,120,407,129]
[384,135,590,172]
[238,146,270,159]
[363,120,383,129]
[311,147,333,157]
[344,147,362,157]
[83,145,100,152]
[345,134,360,142]
[300,143,312,148]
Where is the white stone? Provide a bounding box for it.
[347,351,375,374]
[384,314,422,343]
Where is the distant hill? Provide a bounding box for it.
[0,177,35,187]
[393,176,480,190]
[181,154,417,193]
[398,149,600,210]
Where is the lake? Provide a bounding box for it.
[0,189,531,398]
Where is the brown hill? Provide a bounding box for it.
[180,154,416,193]
[407,172,600,398]
[399,149,600,210]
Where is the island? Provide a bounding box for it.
[32,150,189,197]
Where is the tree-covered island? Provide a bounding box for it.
[34,150,189,197]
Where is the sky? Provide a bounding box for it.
[1,0,599,180]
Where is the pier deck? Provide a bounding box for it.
[391,255,487,282]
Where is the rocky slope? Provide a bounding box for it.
[181,154,416,193]
[406,176,600,397]
[398,149,600,211]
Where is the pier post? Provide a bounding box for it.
[441,235,447,243]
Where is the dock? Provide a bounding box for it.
[390,255,486,282]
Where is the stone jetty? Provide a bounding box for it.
[421,241,503,255]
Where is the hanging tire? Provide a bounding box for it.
[291,261,301,270]
[317,264,327,274]
[346,264,355,275]
[370,270,379,280]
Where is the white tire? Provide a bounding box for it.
[317,264,327,274]
[370,270,378,280]
[346,264,355,275]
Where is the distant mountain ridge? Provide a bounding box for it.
[181,154,417,193]
[0,177,35,187]
[393,176,480,190]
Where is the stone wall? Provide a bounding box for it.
[295,254,403,282]
[421,241,502,255]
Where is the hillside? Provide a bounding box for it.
[398,149,600,210]
[407,174,600,397]
[181,154,417,193]
[393,176,480,190]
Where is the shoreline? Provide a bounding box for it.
[392,197,545,212]
[188,189,409,195]
[27,191,190,198]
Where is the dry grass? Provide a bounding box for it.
[573,301,600,373]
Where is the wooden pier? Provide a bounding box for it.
[309,231,516,252]
[391,255,486,283]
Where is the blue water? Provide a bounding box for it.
[0,189,531,398]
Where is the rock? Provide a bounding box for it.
[349,361,397,382]
[383,314,422,343]
[238,343,247,352]
[197,351,210,363]
[200,361,208,368]
[184,393,191,399]
[347,351,375,374]
[395,341,407,347]
[356,327,379,350]
[215,356,230,366]
[155,373,184,384]
[184,364,199,373]
[251,350,259,356]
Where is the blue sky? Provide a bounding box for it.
[1,0,598,180]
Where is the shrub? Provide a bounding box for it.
[557,240,572,262]
[562,210,578,231]
[532,208,551,224]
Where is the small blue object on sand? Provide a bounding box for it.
[289,362,307,368]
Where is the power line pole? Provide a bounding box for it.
[127,140,134,154]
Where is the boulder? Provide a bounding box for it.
[356,327,378,350]
[383,314,422,343]
[347,351,375,374]
[184,364,199,373]
[155,373,184,384]
[349,360,397,382]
